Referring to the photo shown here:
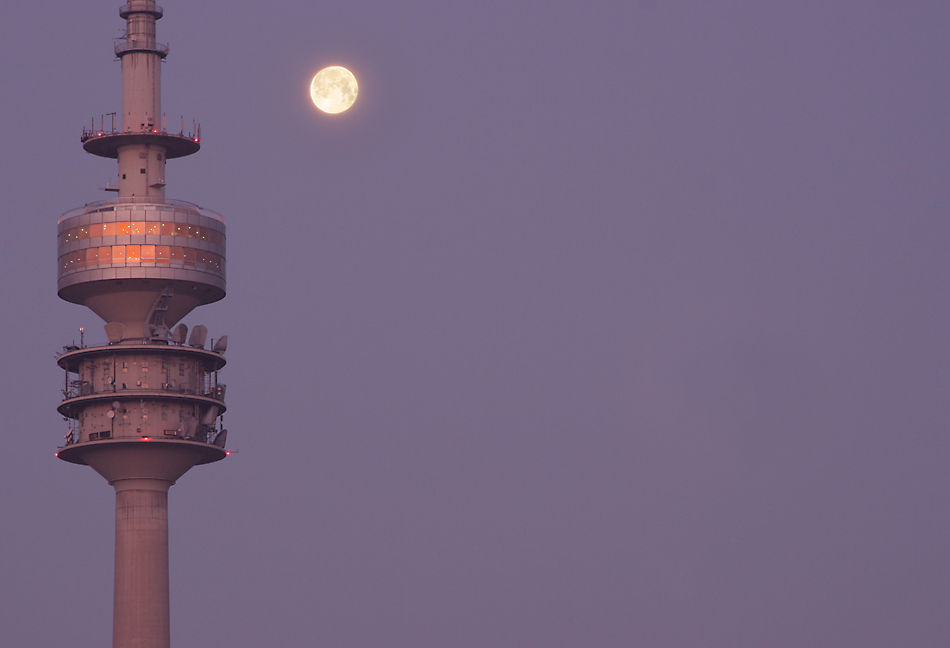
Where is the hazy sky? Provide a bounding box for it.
[1,1,949,646]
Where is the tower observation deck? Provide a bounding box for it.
[55,3,230,648]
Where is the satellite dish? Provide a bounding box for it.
[200,406,219,426]
[182,416,197,439]
[107,411,115,419]
[188,325,208,348]
[212,335,228,354]
[104,322,125,344]
[112,401,121,410]
[172,323,188,345]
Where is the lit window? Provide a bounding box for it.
[117,222,131,236]
[102,222,116,236]
[126,245,141,262]
[131,222,146,235]
[112,245,126,262]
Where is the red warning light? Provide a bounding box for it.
[142,436,151,441]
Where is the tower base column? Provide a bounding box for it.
[113,479,172,648]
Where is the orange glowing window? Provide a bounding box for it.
[170,246,183,262]
[147,223,161,235]
[98,246,112,264]
[86,248,98,264]
[141,245,155,262]
[156,246,170,263]
[102,222,116,236]
[183,248,196,266]
[131,222,146,235]
[174,224,186,237]
[126,245,141,262]
[89,223,103,237]
[112,245,126,262]
[187,225,199,239]
[117,222,131,236]
[79,227,89,240]
[161,222,174,236]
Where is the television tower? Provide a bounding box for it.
[55,2,229,647]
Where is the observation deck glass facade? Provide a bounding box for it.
[56,199,226,291]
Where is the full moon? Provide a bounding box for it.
[310,66,358,114]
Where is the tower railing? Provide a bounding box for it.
[82,124,199,139]
[119,2,164,18]
[62,380,226,402]
[114,39,169,57]
[58,197,223,223]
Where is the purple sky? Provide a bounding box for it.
[1,1,949,646]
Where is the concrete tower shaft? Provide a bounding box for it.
[120,2,163,130]
[118,0,165,200]
[56,4,230,648]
